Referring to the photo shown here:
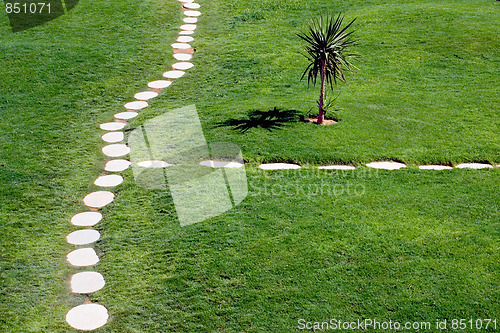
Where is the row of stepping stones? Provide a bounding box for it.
[258,162,499,170]
[64,0,201,330]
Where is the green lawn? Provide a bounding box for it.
[0,0,498,332]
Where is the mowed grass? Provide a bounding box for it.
[0,0,498,332]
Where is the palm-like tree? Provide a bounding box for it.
[298,14,358,124]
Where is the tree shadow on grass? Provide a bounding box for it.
[215,107,302,133]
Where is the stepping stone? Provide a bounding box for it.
[180,24,197,31]
[178,0,194,2]
[102,144,130,157]
[71,212,103,227]
[171,42,191,49]
[124,100,148,111]
[94,174,124,187]
[114,111,138,122]
[259,163,301,170]
[183,2,200,9]
[137,160,173,168]
[183,17,197,23]
[163,70,185,79]
[83,191,115,209]
[100,122,126,131]
[66,229,101,245]
[66,303,108,331]
[318,165,356,170]
[66,248,99,267]
[173,53,193,61]
[148,80,172,92]
[419,165,453,170]
[70,272,105,294]
[455,163,493,169]
[101,132,124,143]
[179,30,195,36]
[184,10,201,17]
[177,36,194,43]
[366,161,406,170]
[134,91,158,101]
[174,47,195,54]
[172,62,194,70]
[104,159,131,172]
[200,160,244,168]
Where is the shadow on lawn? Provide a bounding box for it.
[215,107,302,133]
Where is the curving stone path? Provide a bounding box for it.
[65,1,201,330]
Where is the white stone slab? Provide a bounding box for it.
[83,191,115,209]
[66,304,108,331]
[455,163,493,169]
[66,248,99,267]
[102,144,130,157]
[184,2,200,9]
[100,122,126,131]
[173,53,193,61]
[259,163,301,170]
[94,174,124,187]
[70,272,105,294]
[366,161,407,170]
[102,132,124,143]
[183,17,197,23]
[179,0,194,2]
[148,80,172,90]
[163,70,185,79]
[318,165,356,170]
[124,100,148,110]
[184,10,201,17]
[137,160,173,168]
[71,212,103,227]
[134,91,158,101]
[171,42,191,49]
[114,111,138,121]
[172,62,194,70]
[177,35,194,43]
[200,160,244,168]
[179,30,195,35]
[180,24,197,31]
[67,230,101,245]
[104,159,131,172]
[419,165,453,170]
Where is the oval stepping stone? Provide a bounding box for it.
[200,160,244,168]
[83,191,115,209]
[66,230,101,245]
[419,165,453,170]
[94,174,124,187]
[163,70,185,79]
[148,80,172,91]
[66,304,108,331]
[114,111,138,122]
[172,62,194,70]
[259,163,301,170]
[124,100,148,110]
[455,163,493,169]
[184,10,201,17]
[66,248,99,267]
[70,272,105,294]
[366,161,406,170]
[180,24,197,31]
[171,42,191,49]
[104,159,131,172]
[137,160,173,168]
[179,30,195,35]
[134,91,158,101]
[102,132,124,143]
[318,165,356,170]
[177,35,194,43]
[71,212,103,227]
[102,144,130,157]
[100,122,126,131]
[183,17,197,23]
[179,0,194,2]
[183,2,200,9]
[174,53,193,61]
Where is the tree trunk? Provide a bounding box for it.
[318,58,327,125]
